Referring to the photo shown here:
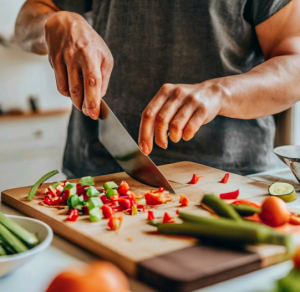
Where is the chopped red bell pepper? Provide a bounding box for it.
[137,204,145,212]
[176,209,179,215]
[147,210,155,220]
[220,173,229,184]
[67,209,79,221]
[108,216,123,230]
[48,185,57,196]
[76,183,88,195]
[100,194,111,204]
[231,199,261,208]
[118,181,130,196]
[219,189,239,200]
[188,174,201,184]
[153,187,165,193]
[61,189,71,201]
[179,195,189,206]
[82,206,90,215]
[102,205,115,219]
[43,196,64,205]
[116,198,131,210]
[144,192,165,205]
[163,212,174,223]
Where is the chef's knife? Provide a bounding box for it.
[98,100,175,193]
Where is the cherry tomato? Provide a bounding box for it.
[259,196,290,227]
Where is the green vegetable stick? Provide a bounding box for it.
[0,223,28,253]
[149,216,295,254]
[201,194,242,221]
[0,212,39,247]
[0,244,7,256]
[28,170,59,201]
[87,197,103,210]
[231,204,261,217]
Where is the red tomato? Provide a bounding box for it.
[259,197,290,227]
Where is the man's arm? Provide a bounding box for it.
[15,0,60,54]
[15,0,113,119]
[138,0,300,155]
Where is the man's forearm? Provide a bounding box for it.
[218,53,300,119]
[15,0,60,55]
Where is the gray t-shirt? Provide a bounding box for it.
[52,0,290,178]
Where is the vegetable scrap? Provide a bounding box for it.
[219,189,239,200]
[179,195,189,206]
[108,216,123,231]
[188,174,201,184]
[147,210,155,220]
[163,212,174,223]
[220,173,229,184]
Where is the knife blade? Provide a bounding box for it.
[98,100,175,193]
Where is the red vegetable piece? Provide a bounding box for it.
[219,189,239,200]
[82,206,89,215]
[179,195,189,206]
[163,212,174,223]
[176,210,179,215]
[67,209,79,221]
[48,185,57,196]
[147,210,155,220]
[61,189,71,201]
[220,173,229,184]
[118,181,130,196]
[188,174,200,184]
[102,205,115,219]
[144,193,164,205]
[100,194,111,204]
[108,216,123,230]
[76,184,88,195]
[117,199,131,210]
[137,204,145,212]
[231,200,261,209]
[153,187,165,193]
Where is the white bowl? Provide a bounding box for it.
[0,215,53,278]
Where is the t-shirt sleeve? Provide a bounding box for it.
[244,0,292,26]
[52,0,93,14]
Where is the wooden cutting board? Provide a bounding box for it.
[0,162,291,292]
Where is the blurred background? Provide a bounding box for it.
[0,0,71,190]
[0,0,299,191]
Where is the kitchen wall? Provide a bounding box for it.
[0,0,71,112]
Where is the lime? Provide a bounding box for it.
[269,182,297,202]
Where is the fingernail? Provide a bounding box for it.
[139,141,149,155]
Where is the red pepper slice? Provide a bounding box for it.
[219,189,239,200]
[153,187,165,193]
[147,210,155,220]
[231,200,261,208]
[137,204,145,212]
[179,195,189,206]
[100,194,111,204]
[61,189,71,201]
[220,173,229,184]
[188,174,200,184]
[176,210,179,215]
[118,181,130,196]
[43,196,64,205]
[144,193,165,205]
[102,205,115,219]
[67,209,79,221]
[48,185,57,197]
[163,212,174,223]
[108,216,123,230]
[76,184,88,195]
[117,198,131,210]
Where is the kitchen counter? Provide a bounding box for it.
[0,166,299,292]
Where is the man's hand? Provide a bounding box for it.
[138,82,225,155]
[45,12,113,119]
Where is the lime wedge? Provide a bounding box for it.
[269,182,297,202]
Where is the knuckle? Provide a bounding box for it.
[187,94,197,103]
[169,121,182,132]
[174,87,183,97]
[85,72,100,87]
[142,109,154,120]
[85,101,97,111]
[57,85,70,96]
[161,83,172,94]
[64,48,74,61]
[70,85,83,96]
[155,114,166,126]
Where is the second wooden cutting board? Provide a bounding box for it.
[1,162,288,292]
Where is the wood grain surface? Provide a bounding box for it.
[1,162,290,290]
